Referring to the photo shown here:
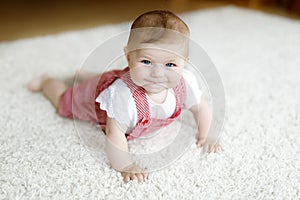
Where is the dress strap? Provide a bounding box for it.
[120,72,151,123]
[94,67,130,129]
[172,77,186,112]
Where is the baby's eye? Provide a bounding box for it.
[141,60,151,65]
[165,63,177,67]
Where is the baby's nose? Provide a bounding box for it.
[150,64,165,77]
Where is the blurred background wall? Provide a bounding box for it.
[0,0,299,41]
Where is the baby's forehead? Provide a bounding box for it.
[127,27,189,58]
[133,46,186,59]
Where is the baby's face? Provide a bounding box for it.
[126,48,186,95]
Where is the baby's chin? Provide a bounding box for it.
[143,85,168,94]
[131,78,181,93]
[143,82,180,94]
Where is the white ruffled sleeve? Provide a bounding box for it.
[95,79,137,129]
[183,69,202,109]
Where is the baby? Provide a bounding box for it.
[28,10,222,182]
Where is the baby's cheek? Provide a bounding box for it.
[169,69,182,79]
[130,68,146,85]
[168,76,182,88]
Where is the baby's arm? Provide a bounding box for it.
[189,97,222,153]
[105,117,148,182]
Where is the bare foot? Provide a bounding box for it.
[27,74,51,92]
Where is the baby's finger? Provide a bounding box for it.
[216,145,223,152]
[123,174,130,183]
[136,173,144,182]
[211,144,217,153]
[220,146,224,151]
[207,144,212,153]
[214,145,219,153]
[213,145,218,153]
[142,172,149,180]
[130,174,137,181]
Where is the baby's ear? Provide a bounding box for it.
[123,46,129,55]
[184,57,190,63]
[123,46,130,62]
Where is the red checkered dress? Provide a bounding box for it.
[58,67,186,140]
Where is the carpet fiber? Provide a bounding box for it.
[1,6,299,199]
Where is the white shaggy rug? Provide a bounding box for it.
[1,6,300,199]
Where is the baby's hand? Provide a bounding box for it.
[120,163,148,183]
[197,136,223,153]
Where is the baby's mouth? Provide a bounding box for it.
[146,79,166,85]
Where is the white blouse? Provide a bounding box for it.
[95,69,202,132]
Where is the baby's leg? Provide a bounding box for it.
[28,75,67,109]
[75,70,98,82]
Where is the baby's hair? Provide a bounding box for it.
[130,10,190,36]
[127,10,190,57]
